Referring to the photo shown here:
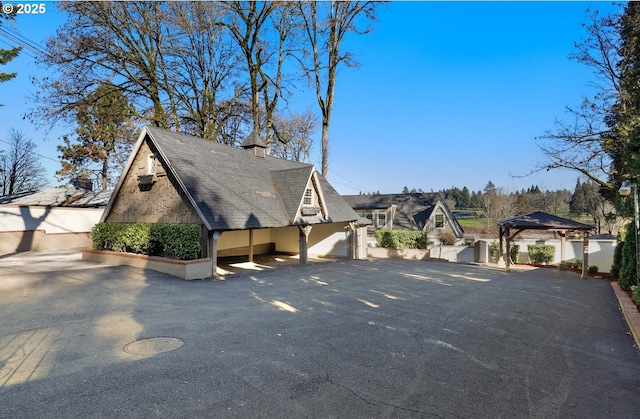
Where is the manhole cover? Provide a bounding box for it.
[124,337,184,355]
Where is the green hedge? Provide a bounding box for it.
[610,229,626,278]
[619,222,638,291]
[510,244,520,264]
[527,244,555,265]
[92,222,201,261]
[374,230,431,249]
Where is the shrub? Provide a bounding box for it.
[610,230,626,278]
[438,231,457,245]
[527,244,555,265]
[489,242,499,262]
[619,223,638,291]
[92,222,201,260]
[509,244,520,264]
[588,265,599,274]
[152,223,201,260]
[572,259,582,269]
[634,286,640,307]
[374,230,431,249]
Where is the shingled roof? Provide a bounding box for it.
[342,192,463,236]
[497,211,594,231]
[0,187,111,208]
[107,126,361,231]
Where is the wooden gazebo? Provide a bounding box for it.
[497,211,595,278]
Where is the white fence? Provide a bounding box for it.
[431,238,617,273]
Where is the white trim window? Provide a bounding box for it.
[377,212,387,228]
[435,213,445,228]
[364,212,374,223]
[303,188,313,206]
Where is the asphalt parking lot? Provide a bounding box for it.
[1,251,640,418]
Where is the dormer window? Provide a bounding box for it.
[303,188,313,206]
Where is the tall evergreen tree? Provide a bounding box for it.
[0,2,21,106]
[570,179,587,215]
[56,83,137,190]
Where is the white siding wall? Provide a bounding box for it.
[0,206,103,233]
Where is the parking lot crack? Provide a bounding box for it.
[327,376,445,417]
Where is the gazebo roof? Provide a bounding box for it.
[497,211,594,232]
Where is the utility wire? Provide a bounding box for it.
[0,16,377,195]
[0,137,60,164]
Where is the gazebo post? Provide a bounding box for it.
[505,227,511,272]
[498,227,505,267]
[559,231,567,270]
[582,231,589,279]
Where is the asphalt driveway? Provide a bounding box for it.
[1,251,639,418]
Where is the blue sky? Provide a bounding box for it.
[0,1,621,195]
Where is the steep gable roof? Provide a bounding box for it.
[342,192,463,236]
[498,211,594,231]
[343,193,442,230]
[270,166,314,220]
[105,126,361,231]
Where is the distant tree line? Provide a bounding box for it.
[398,178,620,235]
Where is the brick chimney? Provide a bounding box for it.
[72,178,93,191]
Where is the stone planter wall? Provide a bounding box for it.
[367,247,430,261]
[82,249,212,280]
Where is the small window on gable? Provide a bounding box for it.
[435,213,445,228]
[148,154,157,175]
[303,188,313,206]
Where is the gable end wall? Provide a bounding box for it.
[105,139,201,225]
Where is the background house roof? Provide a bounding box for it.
[342,193,463,235]
[497,211,594,231]
[0,187,112,208]
[143,127,361,231]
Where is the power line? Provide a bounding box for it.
[0,137,60,164]
[0,14,376,195]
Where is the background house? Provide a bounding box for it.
[342,193,464,244]
[99,126,368,276]
[0,186,111,253]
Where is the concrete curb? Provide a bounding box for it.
[611,281,640,351]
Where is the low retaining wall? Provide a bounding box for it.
[0,230,92,253]
[82,249,212,280]
[367,247,430,261]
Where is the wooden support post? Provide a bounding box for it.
[299,225,312,264]
[208,230,221,277]
[348,222,356,259]
[248,229,254,263]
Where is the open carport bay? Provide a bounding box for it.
[1,253,639,418]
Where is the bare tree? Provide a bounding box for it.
[166,2,243,141]
[480,183,520,234]
[297,1,378,177]
[217,1,276,134]
[0,130,48,195]
[531,7,624,192]
[270,109,318,162]
[37,1,172,128]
